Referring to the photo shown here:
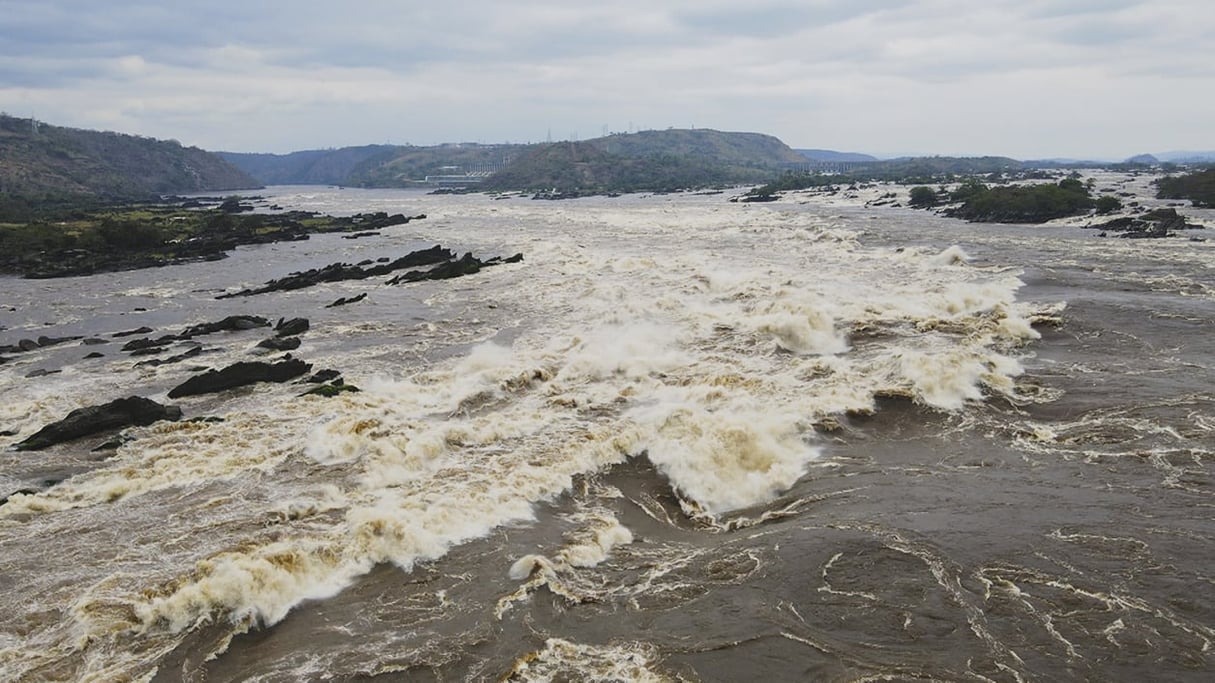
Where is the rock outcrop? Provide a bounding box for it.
[15,396,183,451]
[167,359,312,398]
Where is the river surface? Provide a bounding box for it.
[1,179,1213,682]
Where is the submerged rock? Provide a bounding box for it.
[15,396,183,451]
[180,315,270,337]
[257,337,302,351]
[274,317,309,337]
[113,326,154,338]
[1088,207,1205,238]
[167,359,312,398]
[216,245,457,298]
[326,293,367,308]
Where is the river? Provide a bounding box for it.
[1,179,1212,681]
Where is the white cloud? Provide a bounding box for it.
[0,0,1211,157]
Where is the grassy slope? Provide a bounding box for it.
[0,115,259,201]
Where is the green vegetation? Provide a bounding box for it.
[743,157,1040,200]
[1155,168,1215,207]
[0,198,418,278]
[1094,195,1123,214]
[908,186,942,208]
[482,145,770,195]
[943,177,1095,223]
[0,114,258,202]
[224,129,806,195]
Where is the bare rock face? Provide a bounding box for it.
[167,359,312,398]
[15,397,183,451]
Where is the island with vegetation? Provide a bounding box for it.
[1156,168,1215,207]
[0,196,426,278]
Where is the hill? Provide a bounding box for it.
[585,129,807,166]
[220,129,804,194]
[480,129,802,194]
[221,143,527,187]
[218,145,400,185]
[795,148,879,163]
[0,114,258,204]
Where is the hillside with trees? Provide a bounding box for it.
[1156,168,1215,207]
[218,145,400,185]
[221,129,805,194]
[0,114,258,211]
[480,129,800,195]
[941,177,1096,223]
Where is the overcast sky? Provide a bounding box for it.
[2,0,1212,159]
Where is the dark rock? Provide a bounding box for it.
[258,336,302,351]
[180,315,270,337]
[217,245,456,298]
[25,368,61,378]
[167,359,312,398]
[307,369,342,383]
[387,252,484,284]
[92,435,133,452]
[37,335,83,348]
[301,383,361,398]
[485,253,524,266]
[2,488,44,506]
[15,396,183,451]
[121,335,181,353]
[1087,207,1204,239]
[275,318,309,337]
[326,293,367,308]
[113,326,154,338]
[18,339,39,352]
[84,352,105,359]
[134,346,203,368]
[342,231,381,239]
[82,337,109,345]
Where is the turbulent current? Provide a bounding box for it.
[1,178,1212,682]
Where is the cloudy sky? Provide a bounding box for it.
[2,0,1212,158]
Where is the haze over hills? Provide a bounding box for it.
[0,114,258,200]
[219,128,809,192]
[4,115,1212,205]
[217,145,400,186]
[795,149,879,163]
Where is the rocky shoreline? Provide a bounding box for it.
[0,195,427,279]
[1,239,525,499]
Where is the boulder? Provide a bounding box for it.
[15,396,183,451]
[180,315,270,338]
[306,369,342,383]
[167,359,312,398]
[113,326,154,338]
[257,337,302,351]
[121,336,179,352]
[134,346,203,368]
[274,317,310,337]
[326,293,367,308]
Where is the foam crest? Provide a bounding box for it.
[894,345,1025,408]
[508,512,634,580]
[502,638,671,683]
[552,322,689,383]
[134,539,361,632]
[628,395,819,514]
[2,414,305,516]
[748,298,848,355]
